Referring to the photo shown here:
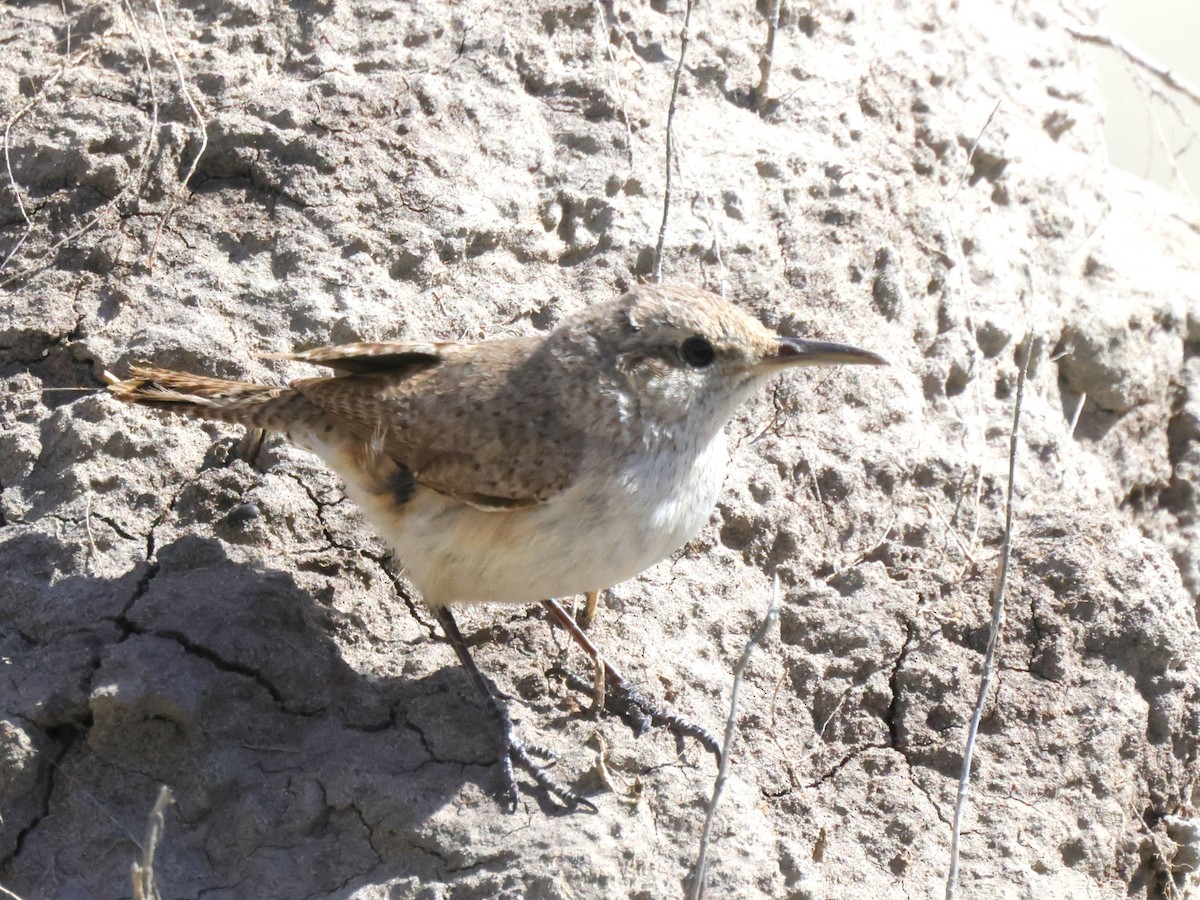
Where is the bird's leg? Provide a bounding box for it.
[541,599,722,760]
[588,649,606,713]
[573,591,605,709]
[234,426,267,465]
[577,589,600,628]
[431,606,595,812]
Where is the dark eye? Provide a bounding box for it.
[679,335,716,368]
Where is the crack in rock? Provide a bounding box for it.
[0,722,83,873]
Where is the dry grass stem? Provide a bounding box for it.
[1,0,160,288]
[690,190,727,298]
[131,785,175,900]
[1123,60,1197,202]
[945,332,1034,899]
[927,502,976,567]
[754,0,782,113]
[1067,392,1086,438]
[591,0,635,171]
[825,514,898,582]
[1,46,96,276]
[651,0,694,283]
[688,575,780,900]
[588,732,641,806]
[148,0,208,271]
[942,99,1001,561]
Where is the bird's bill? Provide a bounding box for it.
[759,335,889,370]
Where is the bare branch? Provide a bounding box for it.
[1,0,159,288]
[1068,26,1200,109]
[591,0,634,171]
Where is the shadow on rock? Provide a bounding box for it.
[1,531,555,899]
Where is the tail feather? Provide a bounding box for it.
[106,365,317,432]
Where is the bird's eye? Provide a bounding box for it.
[679,336,716,368]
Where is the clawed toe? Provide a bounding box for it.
[609,678,721,760]
[504,735,596,812]
[552,666,721,761]
[435,606,595,812]
[494,712,594,812]
[481,688,595,813]
[540,598,721,762]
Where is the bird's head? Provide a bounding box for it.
[574,284,887,436]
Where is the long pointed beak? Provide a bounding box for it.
[761,335,889,370]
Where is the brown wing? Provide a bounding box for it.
[289,337,585,510]
[260,340,450,376]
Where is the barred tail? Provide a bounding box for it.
[104,365,318,432]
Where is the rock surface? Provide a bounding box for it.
[2,1,1198,898]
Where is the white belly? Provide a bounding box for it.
[305,430,728,607]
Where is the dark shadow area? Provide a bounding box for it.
[0,530,596,898]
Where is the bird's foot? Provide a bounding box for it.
[491,704,597,813]
[541,599,721,762]
[550,665,722,762]
[433,605,596,812]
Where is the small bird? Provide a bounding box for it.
[106,284,885,810]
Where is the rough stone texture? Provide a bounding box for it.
[2,1,1199,898]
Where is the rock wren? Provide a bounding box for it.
[106,284,885,809]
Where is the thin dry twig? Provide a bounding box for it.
[1123,58,1197,203]
[1067,391,1085,438]
[83,490,98,574]
[747,381,786,445]
[814,683,855,739]
[121,0,161,175]
[131,785,175,900]
[824,514,898,582]
[949,100,1001,202]
[795,436,828,542]
[945,332,1034,900]
[688,575,780,900]
[1,0,161,289]
[147,0,208,271]
[927,502,976,566]
[942,100,1001,561]
[651,0,694,283]
[578,588,601,628]
[754,0,783,114]
[589,649,605,712]
[590,0,634,171]
[1067,26,1200,109]
[0,881,28,900]
[1138,815,1187,900]
[587,732,642,806]
[672,138,728,296]
[689,190,727,298]
[59,0,72,55]
[1,46,96,275]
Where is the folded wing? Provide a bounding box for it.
[285,338,584,511]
